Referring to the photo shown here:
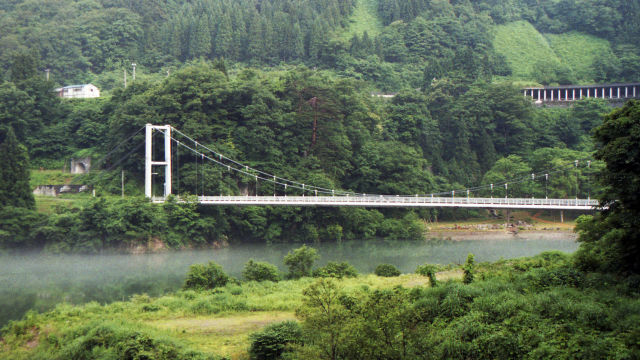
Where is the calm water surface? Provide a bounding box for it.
[0,234,577,326]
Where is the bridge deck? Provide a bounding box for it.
[151,196,599,210]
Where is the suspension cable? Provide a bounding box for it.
[170,126,597,198]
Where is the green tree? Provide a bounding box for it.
[243,259,281,282]
[183,261,229,290]
[575,100,640,274]
[283,245,319,279]
[189,17,212,59]
[481,155,534,198]
[249,321,302,360]
[463,253,475,284]
[0,127,35,209]
[374,264,401,277]
[295,279,348,360]
[416,264,438,287]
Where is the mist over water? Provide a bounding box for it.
[0,234,578,327]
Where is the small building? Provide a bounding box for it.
[54,84,100,98]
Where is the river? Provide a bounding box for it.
[0,233,577,327]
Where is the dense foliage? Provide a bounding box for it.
[248,320,303,360]
[415,264,438,287]
[374,263,401,277]
[292,253,640,360]
[1,0,638,90]
[283,245,319,279]
[0,1,627,250]
[0,57,612,250]
[2,252,639,359]
[312,261,358,279]
[183,261,229,290]
[0,127,34,210]
[243,259,281,282]
[575,100,640,274]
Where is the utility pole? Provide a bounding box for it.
[121,170,125,198]
[124,69,127,88]
[45,69,50,81]
[132,63,136,81]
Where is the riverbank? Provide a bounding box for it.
[427,230,576,241]
[2,252,637,360]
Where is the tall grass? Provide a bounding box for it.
[339,0,384,40]
[493,20,612,84]
[494,20,560,80]
[545,32,612,83]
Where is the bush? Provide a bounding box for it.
[416,264,438,287]
[243,260,281,282]
[463,253,475,284]
[54,321,214,360]
[283,245,319,279]
[183,261,229,290]
[313,261,358,279]
[374,264,401,277]
[249,321,303,360]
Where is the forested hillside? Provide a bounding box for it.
[0,60,608,250]
[1,0,639,89]
[0,0,637,249]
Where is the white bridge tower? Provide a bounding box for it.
[145,124,172,198]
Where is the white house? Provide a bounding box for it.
[54,84,100,98]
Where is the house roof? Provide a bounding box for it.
[54,84,97,91]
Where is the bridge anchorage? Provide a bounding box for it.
[144,124,600,211]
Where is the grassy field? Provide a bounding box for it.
[545,31,612,83]
[339,0,383,40]
[0,272,462,359]
[494,20,560,80]
[29,169,79,188]
[493,20,612,84]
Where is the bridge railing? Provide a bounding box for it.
[151,195,599,209]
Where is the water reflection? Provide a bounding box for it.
[0,235,577,327]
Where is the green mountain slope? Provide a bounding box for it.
[494,21,561,80]
[545,32,612,83]
[494,20,613,84]
[340,0,384,40]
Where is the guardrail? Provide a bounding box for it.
[151,195,599,210]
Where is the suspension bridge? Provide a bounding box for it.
[143,124,600,211]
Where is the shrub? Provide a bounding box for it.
[183,261,229,290]
[374,264,401,277]
[53,321,213,360]
[243,259,281,282]
[416,264,438,287]
[283,245,319,279]
[313,261,358,278]
[249,321,302,360]
[463,253,475,284]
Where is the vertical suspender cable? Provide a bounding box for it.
[575,160,579,200]
[545,174,548,199]
[195,142,198,196]
[587,161,591,201]
[202,153,205,196]
[177,141,180,196]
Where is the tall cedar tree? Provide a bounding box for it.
[0,127,35,209]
